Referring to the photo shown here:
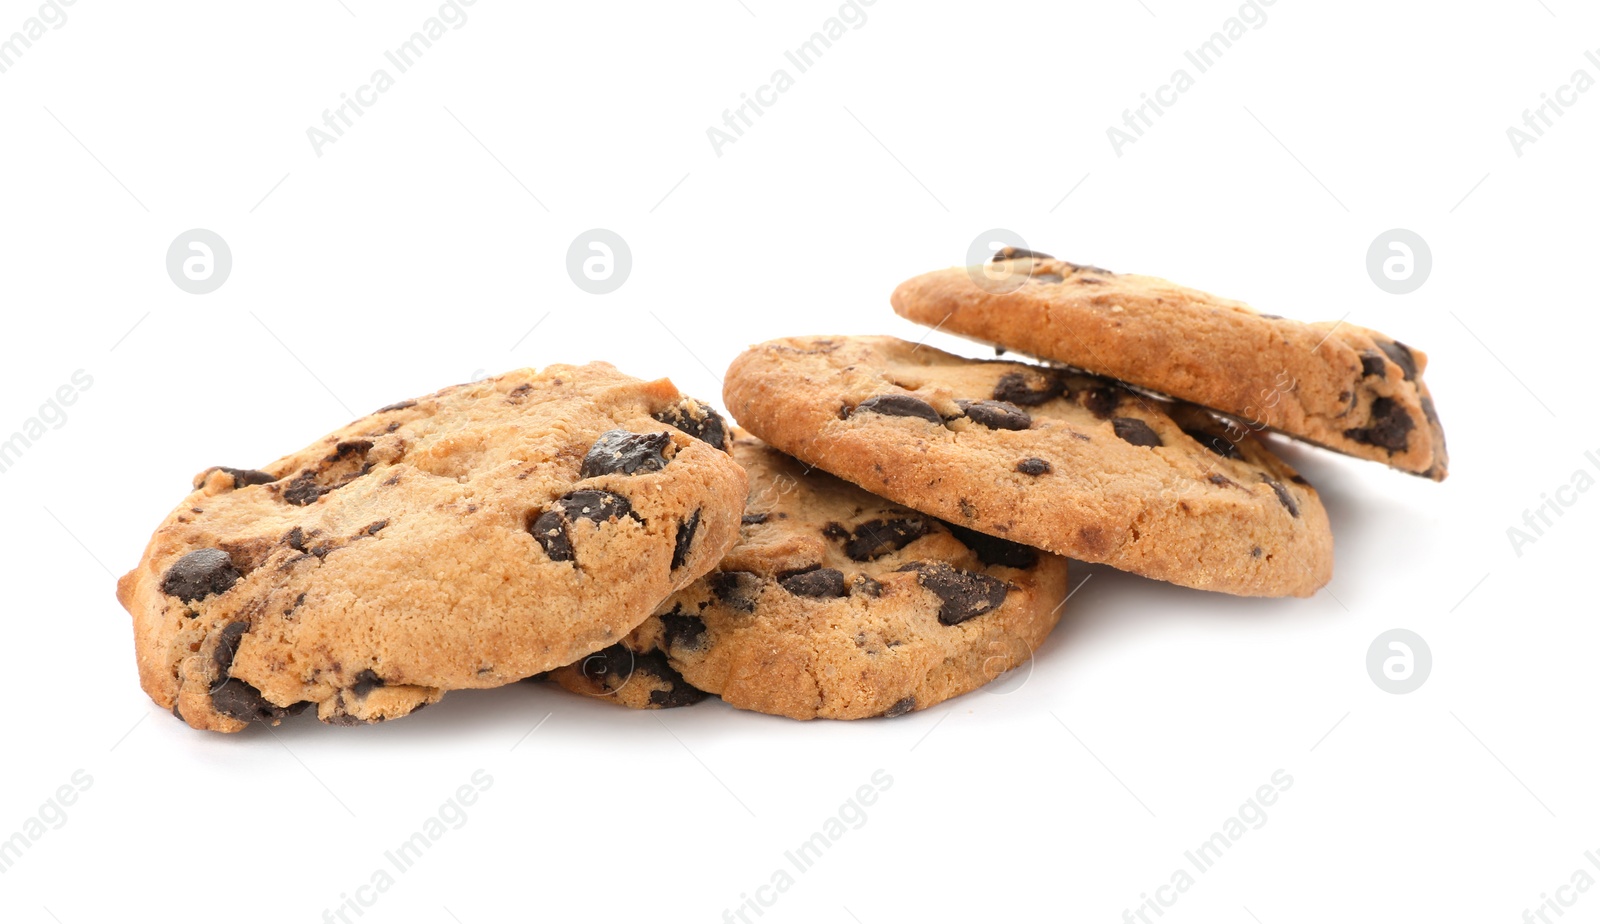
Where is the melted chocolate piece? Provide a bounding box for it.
[579,430,672,478]
[672,509,701,570]
[161,549,241,603]
[1377,341,1417,381]
[840,517,930,561]
[708,571,762,612]
[1016,458,1052,476]
[1344,397,1413,451]
[992,372,1066,407]
[957,400,1032,431]
[946,524,1040,569]
[778,567,848,599]
[653,400,730,451]
[852,394,944,425]
[898,562,1009,625]
[1112,417,1163,447]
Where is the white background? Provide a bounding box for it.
[1,1,1595,922]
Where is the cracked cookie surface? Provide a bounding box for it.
[117,364,747,732]
[548,435,1070,719]
[723,336,1333,597]
[891,250,1447,480]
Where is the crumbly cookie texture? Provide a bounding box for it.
[724,336,1333,598]
[117,365,747,733]
[548,435,1070,719]
[891,249,1448,480]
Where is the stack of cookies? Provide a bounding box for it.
[118,249,1447,731]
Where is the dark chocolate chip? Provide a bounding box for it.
[946,523,1039,569]
[1344,397,1414,452]
[957,399,1032,431]
[853,394,944,425]
[855,575,883,597]
[282,473,326,507]
[708,571,763,612]
[1261,476,1300,518]
[363,520,389,536]
[841,517,930,561]
[779,567,848,599]
[653,400,730,451]
[1083,386,1124,418]
[1016,457,1052,476]
[352,669,385,698]
[1378,341,1417,381]
[1251,546,1263,558]
[672,509,701,570]
[992,372,1066,407]
[882,696,916,718]
[211,679,309,725]
[580,429,672,478]
[899,562,1009,625]
[1181,427,1241,459]
[197,467,277,490]
[580,646,707,708]
[530,490,636,562]
[1420,396,1439,425]
[284,527,308,552]
[161,549,241,603]
[212,621,249,677]
[660,609,708,651]
[375,400,417,413]
[991,246,1054,262]
[1112,417,1163,447]
[1360,350,1388,378]
[742,513,770,526]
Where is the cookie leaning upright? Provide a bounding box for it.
[891,250,1448,480]
[724,336,1332,597]
[548,433,1071,719]
[117,365,747,733]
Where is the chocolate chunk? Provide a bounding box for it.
[212,621,249,677]
[282,474,326,507]
[855,575,883,597]
[284,527,308,552]
[1083,385,1124,418]
[653,400,730,451]
[708,571,763,612]
[778,566,848,599]
[635,650,710,708]
[841,517,929,561]
[1181,427,1241,459]
[161,549,241,603]
[1378,341,1417,381]
[363,520,389,536]
[946,523,1039,569]
[352,669,385,698]
[1344,397,1413,452]
[957,399,1032,431]
[1420,396,1439,425]
[580,645,632,684]
[992,372,1066,407]
[741,513,770,526]
[530,490,636,561]
[210,679,309,725]
[882,696,916,718]
[660,609,708,651]
[1251,546,1263,558]
[672,509,701,570]
[1360,350,1388,378]
[1260,476,1300,517]
[1112,417,1163,447]
[375,400,417,413]
[1016,457,1052,476]
[853,394,944,424]
[196,467,277,490]
[899,562,1009,625]
[580,429,672,478]
[991,246,1054,262]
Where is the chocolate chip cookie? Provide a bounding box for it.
[891,250,1448,480]
[724,336,1333,597]
[548,435,1070,719]
[117,365,748,733]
